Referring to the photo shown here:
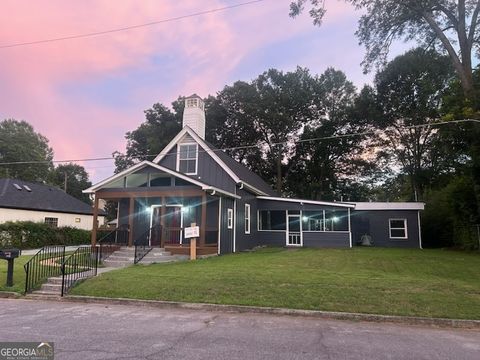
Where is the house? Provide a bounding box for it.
[0,178,105,230]
[84,94,424,255]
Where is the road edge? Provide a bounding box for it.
[21,294,479,329]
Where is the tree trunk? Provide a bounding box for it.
[276,153,282,194]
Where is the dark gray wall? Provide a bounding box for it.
[303,232,350,248]
[158,146,237,193]
[351,210,421,248]
[235,188,258,251]
[219,197,234,254]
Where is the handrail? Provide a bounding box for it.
[24,245,65,294]
[97,227,128,261]
[61,245,99,296]
[133,226,155,264]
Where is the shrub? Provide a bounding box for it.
[0,221,91,249]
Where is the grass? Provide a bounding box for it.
[71,247,480,319]
[0,255,30,293]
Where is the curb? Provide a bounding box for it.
[45,295,480,329]
[0,291,22,299]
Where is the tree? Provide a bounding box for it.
[373,49,455,200]
[285,69,375,200]
[290,0,480,97]
[0,119,53,182]
[212,68,318,193]
[49,163,92,203]
[113,101,182,173]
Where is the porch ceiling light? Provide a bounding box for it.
[181,206,190,213]
[302,216,308,221]
[332,216,339,222]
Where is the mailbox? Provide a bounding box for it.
[0,248,20,287]
[0,249,20,260]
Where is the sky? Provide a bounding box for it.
[0,0,409,183]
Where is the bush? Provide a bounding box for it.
[0,221,91,249]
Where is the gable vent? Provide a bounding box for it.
[23,185,32,192]
[13,183,22,190]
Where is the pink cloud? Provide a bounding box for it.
[0,0,361,182]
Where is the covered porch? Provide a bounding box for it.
[90,188,220,255]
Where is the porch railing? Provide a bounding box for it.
[164,227,182,245]
[61,245,99,296]
[24,246,66,294]
[133,226,154,264]
[97,227,129,261]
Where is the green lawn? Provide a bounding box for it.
[0,255,29,293]
[71,247,480,319]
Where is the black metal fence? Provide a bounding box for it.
[61,246,99,296]
[24,245,65,294]
[97,227,129,261]
[134,227,154,264]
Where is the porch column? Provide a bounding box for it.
[128,197,135,247]
[160,197,165,248]
[200,193,207,247]
[91,194,100,247]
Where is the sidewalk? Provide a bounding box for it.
[21,245,87,256]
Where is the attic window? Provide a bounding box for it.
[13,183,22,190]
[177,143,198,175]
[23,185,32,192]
[186,98,198,108]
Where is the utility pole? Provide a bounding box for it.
[64,172,67,192]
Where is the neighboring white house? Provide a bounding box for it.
[0,178,105,230]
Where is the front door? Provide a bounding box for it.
[287,214,302,246]
[164,206,183,245]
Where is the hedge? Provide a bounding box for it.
[0,221,92,249]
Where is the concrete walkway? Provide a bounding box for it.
[21,245,87,256]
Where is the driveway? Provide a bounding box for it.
[0,299,478,360]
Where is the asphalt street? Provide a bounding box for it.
[0,299,478,360]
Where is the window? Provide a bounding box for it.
[259,210,286,231]
[149,174,172,187]
[75,218,81,223]
[302,209,349,232]
[126,173,148,188]
[245,204,251,234]
[389,219,407,239]
[227,208,233,229]
[45,217,58,227]
[177,144,198,174]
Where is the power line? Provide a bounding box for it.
[0,119,477,166]
[0,0,267,49]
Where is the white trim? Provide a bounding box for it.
[351,202,425,211]
[240,182,269,196]
[389,218,408,239]
[233,198,237,252]
[176,142,198,175]
[286,212,303,247]
[217,198,222,255]
[348,208,352,248]
[257,196,355,208]
[227,208,233,229]
[84,160,240,199]
[153,126,241,183]
[245,203,251,234]
[418,211,423,249]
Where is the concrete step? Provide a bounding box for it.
[139,254,189,265]
[103,259,132,268]
[46,277,63,285]
[107,255,134,261]
[31,290,61,296]
[39,283,62,292]
[139,255,177,262]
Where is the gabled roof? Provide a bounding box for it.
[83,161,240,199]
[0,178,103,216]
[153,126,276,196]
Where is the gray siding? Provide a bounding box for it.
[235,188,258,251]
[219,197,234,254]
[158,145,237,193]
[303,232,350,248]
[351,210,421,248]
